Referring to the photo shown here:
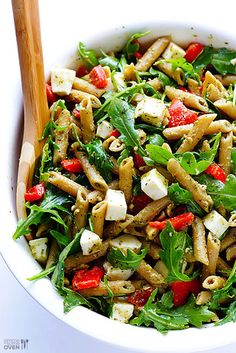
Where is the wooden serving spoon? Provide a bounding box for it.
[12,0,49,219]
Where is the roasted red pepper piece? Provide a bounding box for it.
[72,266,104,291]
[133,152,146,169]
[170,279,201,307]
[76,65,89,78]
[109,129,121,138]
[134,51,142,59]
[128,288,153,307]
[168,99,198,127]
[24,182,45,202]
[61,158,83,173]
[205,163,227,183]
[72,108,81,119]
[149,212,195,231]
[131,194,151,214]
[89,65,107,89]
[185,42,204,63]
[46,83,57,105]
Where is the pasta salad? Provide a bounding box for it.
[13,32,236,332]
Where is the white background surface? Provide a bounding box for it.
[1,0,236,352]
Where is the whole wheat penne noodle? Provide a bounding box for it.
[123,225,146,237]
[202,232,220,279]
[153,260,168,279]
[219,132,233,175]
[187,78,200,95]
[185,250,196,263]
[147,77,162,91]
[214,99,236,120]
[215,74,236,86]
[200,140,211,152]
[109,138,125,152]
[147,243,161,260]
[228,214,236,227]
[88,190,104,204]
[167,159,213,213]
[75,151,108,192]
[108,179,120,190]
[102,136,116,151]
[69,123,82,141]
[66,89,101,108]
[202,275,226,290]
[220,229,236,252]
[103,214,134,238]
[132,196,171,226]
[53,109,71,164]
[78,280,135,297]
[65,240,109,272]
[163,120,232,140]
[162,142,172,153]
[110,157,119,175]
[202,71,227,102]
[46,239,59,269]
[165,85,209,112]
[73,76,106,97]
[139,165,174,183]
[156,62,185,85]
[216,256,231,272]
[36,223,50,238]
[80,97,95,144]
[119,157,134,204]
[196,291,212,305]
[91,200,107,237]
[177,114,216,153]
[73,188,89,232]
[145,224,159,240]
[226,244,236,261]
[136,260,164,286]
[131,280,150,290]
[135,36,170,72]
[48,171,89,197]
[123,63,137,81]
[192,217,209,265]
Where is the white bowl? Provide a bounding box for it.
[1,18,236,353]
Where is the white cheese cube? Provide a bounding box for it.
[105,189,127,221]
[96,121,114,139]
[103,261,133,280]
[162,42,186,59]
[29,237,48,264]
[134,97,169,127]
[110,303,134,323]
[203,210,229,238]
[141,169,168,200]
[51,68,76,96]
[80,229,102,255]
[109,234,142,253]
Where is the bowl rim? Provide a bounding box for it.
[1,19,236,353]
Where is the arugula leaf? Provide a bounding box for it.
[135,123,163,134]
[159,222,195,282]
[13,189,73,240]
[196,174,236,211]
[124,31,150,58]
[77,42,98,68]
[117,146,132,165]
[148,134,164,146]
[63,287,94,313]
[107,247,148,270]
[199,132,221,162]
[146,144,174,165]
[38,137,54,181]
[177,152,211,175]
[131,290,214,333]
[108,98,146,156]
[50,229,70,247]
[160,291,174,309]
[85,139,114,183]
[41,100,67,139]
[98,51,119,70]
[166,57,199,82]
[27,265,56,281]
[212,48,236,75]
[231,147,236,174]
[216,301,236,326]
[168,183,204,217]
[139,67,175,88]
[193,46,214,72]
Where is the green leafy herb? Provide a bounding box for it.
[27,265,56,281]
[231,147,236,174]
[108,98,146,156]
[131,290,214,333]
[199,132,222,162]
[216,301,236,326]
[124,31,150,58]
[160,291,174,309]
[196,174,236,211]
[77,42,98,68]
[38,138,54,181]
[50,229,70,247]
[117,146,132,165]
[193,46,214,72]
[168,183,204,217]
[63,287,93,313]
[107,247,148,271]
[98,51,119,70]
[148,134,164,146]
[166,57,199,82]
[13,189,73,240]
[159,222,196,282]
[85,139,114,182]
[146,144,174,165]
[177,152,210,175]
[103,276,114,299]
[135,123,163,134]
[41,100,67,139]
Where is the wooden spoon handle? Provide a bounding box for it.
[12,0,49,219]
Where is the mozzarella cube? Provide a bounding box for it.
[105,189,127,221]
[96,121,114,139]
[110,303,134,323]
[203,210,229,238]
[80,229,102,255]
[135,97,169,127]
[162,42,186,59]
[141,169,168,200]
[51,68,76,95]
[29,237,48,264]
[109,234,142,253]
[103,261,133,280]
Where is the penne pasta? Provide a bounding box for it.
[196,291,212,305]
[53,109,71,164]
[214,99,236,120]
[103,214,134,238]
[226,244,236,261]
[80,97,95,144]
[73,76,106,97]
[202,275,226,290]
[66,89,101,108]
[78,280,135,297]
[132,197,171,226]
[119,157,134,204]
[202,71,227,102]
[192,217,209,265]
[202,232,220,279]
[48,171,89,197]
[91,200,107,237]
[136,260,164,286]
[73,188,89,232]
[215,74,236,86]
[219,132,233,175]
